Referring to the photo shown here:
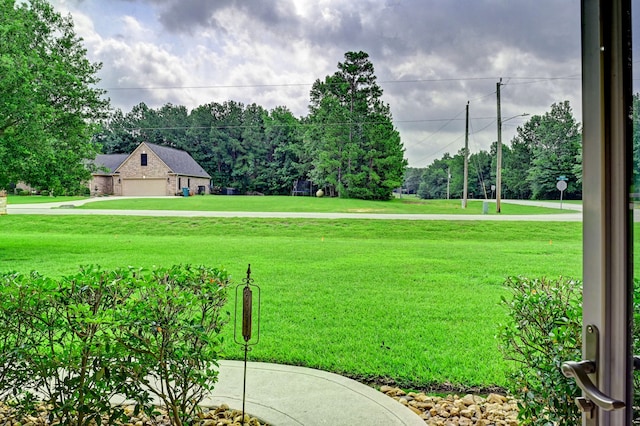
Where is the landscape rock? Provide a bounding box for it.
[0,402,269,426]
[380,387,519,426]
[0,384,520,426]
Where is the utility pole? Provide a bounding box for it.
[462,101,469,208]
[446,166,451,199]
[496,79,503,213]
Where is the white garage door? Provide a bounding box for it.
[122,179,166,196]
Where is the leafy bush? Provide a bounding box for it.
[112,265,230,426]
[0,265,230,426]
[498,276,582,425]
[0,269,143,425]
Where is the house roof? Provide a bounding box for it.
[145,142,211,178]
[92,143,211,179]
[93,154,128,174]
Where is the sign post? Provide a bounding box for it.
[0,190,6,215]
[557,176,568,209]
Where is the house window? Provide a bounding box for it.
[178,177,181,188]
[188,178,191,187]
[141,153,148,166]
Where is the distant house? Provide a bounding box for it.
[89,142,211,196]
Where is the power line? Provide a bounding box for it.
[112,116,497,132]
[412,134,465,167]
[503,73,581,86]
[106,83,312,91]
[101,74,584,92]
[468,90,498,103]
[410,112,499,168]
[470,118,498,136]
[412,108,466,147]
[404,91,510,167]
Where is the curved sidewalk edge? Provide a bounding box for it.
[201,360,425,426]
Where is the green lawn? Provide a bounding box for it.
[73,196,572,215]
[0,214,583,390]
[7,195,87,204]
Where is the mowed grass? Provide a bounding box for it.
[7,195,87,204]
[75,195,572,215]
[0,214,583,389]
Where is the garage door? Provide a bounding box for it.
[122,179,166,196]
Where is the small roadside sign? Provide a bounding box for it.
[557,178,568,209]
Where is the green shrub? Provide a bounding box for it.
[111,265,230,426]
[0,265,230,426]
[0,268,152,425]
[18,190,30,196]
[498,276,582,425]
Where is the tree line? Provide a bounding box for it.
[97,101,307,196]
[5,1,639,201]
[0,0,405,200]
[407,97,640,200]
[97,51,406,200]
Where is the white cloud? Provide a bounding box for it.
[47,0,600,167]
[120,15,153,40]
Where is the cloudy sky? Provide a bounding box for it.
[50,0,639,168]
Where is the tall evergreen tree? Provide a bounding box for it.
[263,106,306,194]
[306,51,406,200]
[236,103,267,192]
[306,96,350,197]
[185,103,221,186]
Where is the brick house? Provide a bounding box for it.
[90,142,211,196]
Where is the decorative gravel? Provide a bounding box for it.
[0,402,269,426]
[381,386,520,426]
[1,389,519,425]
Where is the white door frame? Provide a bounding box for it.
[578,0,633,424]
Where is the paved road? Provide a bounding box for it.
[6,197,583,221]
[496,199,582,211]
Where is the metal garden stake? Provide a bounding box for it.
[234,264,260,425]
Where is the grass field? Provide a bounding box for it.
[7,195,87,204]
[0,212,583,390]
[58,195,574,215]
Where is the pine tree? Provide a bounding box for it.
[305,51,406,200]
